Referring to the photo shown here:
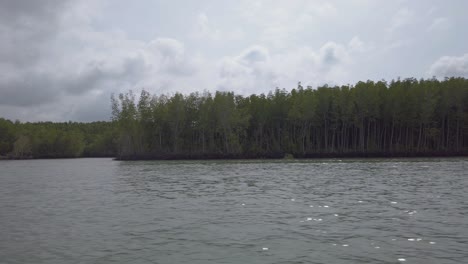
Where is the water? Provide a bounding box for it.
[0,158,467,264]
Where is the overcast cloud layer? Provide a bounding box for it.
[1,0,468,122]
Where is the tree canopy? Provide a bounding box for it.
[110,77,468,159]
[1,77,467,160]
[0,120,116,159]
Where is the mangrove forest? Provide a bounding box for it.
[1,77,467,160]
[110,77,468,159]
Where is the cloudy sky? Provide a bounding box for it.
[1,0,467,122]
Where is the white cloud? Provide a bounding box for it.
[147,38,197,75]
[428,53,468,78]
[149,38,184,59]
[348,36,365,53]
[218,45,277,94]
[217,40,354,94]
[239,1,338,49]
[191,13,244,42]
[195,13,211,37]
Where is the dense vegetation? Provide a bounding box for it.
[0,120,116,159]
[1,77,467,160]
[111,77,468,159]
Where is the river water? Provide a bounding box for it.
[0,158,467,264]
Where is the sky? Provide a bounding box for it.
[1,0,468,122]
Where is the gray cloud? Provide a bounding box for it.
[427,17,451,32]
[1,0,468,122]
[0,0,70,107]
[0,1,197,119]
[68,92,113,122]
[0,0,68,65]
[320,42,343,67]
[0,50,148,106]
[239,46,269,64]
[64,55,147,95]
[0,74,58,106]
[387,7,413,35]
[0,0,67,20]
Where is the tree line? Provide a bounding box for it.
[111,77,468,159]
[1,77,466,160]
[0,120,116,159]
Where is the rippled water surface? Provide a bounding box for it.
[1,158,467,264]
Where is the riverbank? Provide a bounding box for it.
[2,151,466,161]
[114,151,468,160]
[0,155,114,160]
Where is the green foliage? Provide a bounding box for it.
[111,78,468,159]
[1,77,467,160]
[0,118,15,156]
[0,120,116,159]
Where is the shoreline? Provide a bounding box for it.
[2,152,467,161]
[115,151,468,160]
